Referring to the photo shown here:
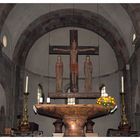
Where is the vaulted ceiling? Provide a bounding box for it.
[0,4,140,70]
[122,4,140,35]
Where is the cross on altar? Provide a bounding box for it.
[49,30,99,93]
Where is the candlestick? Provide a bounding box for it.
[121,76,124,93]
[118,92,131,131]
[25,76,29,93]
[20,92,30,131]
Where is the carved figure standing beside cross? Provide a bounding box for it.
[49,30,99,93]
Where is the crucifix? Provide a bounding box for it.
[49,30,99,93]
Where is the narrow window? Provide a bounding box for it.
[2,35,8,47]
[132,33,136,42]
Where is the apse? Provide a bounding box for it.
[25,27,120,136]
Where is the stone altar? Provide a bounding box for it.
[34,104,115,137]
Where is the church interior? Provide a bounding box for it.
[0,3,140,137]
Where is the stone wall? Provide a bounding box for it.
[0,51,16,129]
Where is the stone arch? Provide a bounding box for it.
[12,8,130,120]
[13,8,129,70]
[0,4,15,34]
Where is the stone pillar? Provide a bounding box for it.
[0,106,5,133]
[130,38,140,129]
[135,39,140,130]
[0,41,2,57]
[124,64,132,126]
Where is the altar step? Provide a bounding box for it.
[52,133,99,137]
[85,133,99,137]
[52,133,64,137]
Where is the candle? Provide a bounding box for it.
[47,97,50,103]
[39,97,43,103]
[25,76,29,93]
[121,76,124,93]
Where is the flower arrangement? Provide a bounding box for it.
[96,96,117,108]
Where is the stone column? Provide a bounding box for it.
[124,64,132,127]
[0,41,2,57]
[135,39,140,130]
[130,38,140,129]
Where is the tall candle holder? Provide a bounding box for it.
[118,92,131,131]
[19,92,30,132]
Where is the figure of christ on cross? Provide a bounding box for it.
[49,30,99,93]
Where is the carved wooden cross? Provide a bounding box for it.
[49,30,99,93]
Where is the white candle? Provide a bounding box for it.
[72,98,75,105]
[39,97,43,103]
[121,76,124,93]
[25,76,29,93]
[47,97,50,103]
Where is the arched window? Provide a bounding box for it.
[132,33,136,42]
[2,35,8,48]
[100,84,108,97]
